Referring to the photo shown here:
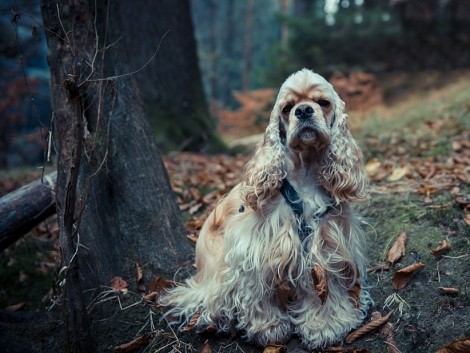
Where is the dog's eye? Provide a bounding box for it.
[282,104,293,114]
[318,99,330,107]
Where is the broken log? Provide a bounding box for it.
[0,172,56,251]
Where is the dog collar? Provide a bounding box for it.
[280,179,333,242]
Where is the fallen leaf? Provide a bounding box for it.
[182,311,201,331]
[387,232,407,264]
[5,302,25,311]
[114,333,152,352]
[380,322,400,353]
[435,337,470,353]
[345,311,393,344]
[431,239,451,257]
[312,265,328,305]
[147,276,174,294]
[189,203,203,215]
[349,280,362,309]
[199,339,212,353]
[143,291,158,303]
[110,277,128,294]
[365,159,381,176]
[367,263,390,273]
[391,262,425,290]
[263,344,286,353]
[325,347,370,353]
[438,287,459,296]
[464,214,470,226]
[135,263,145,292]
[387,166,408,182]
[187,233,198,246]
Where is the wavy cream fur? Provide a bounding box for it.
[159,69,372,349]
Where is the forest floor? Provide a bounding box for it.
[1,71,469,353]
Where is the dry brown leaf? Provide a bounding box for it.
[431,239,452,257]
[391,262,425,290]
[365,159,381,176]
[276,279,292,311]
[189,203,203,215]
[147,276,175,305]
[114,333,152,353]
[5,302,25,311]
[143,291,158,303]
[387,232,407,264]
[147,276,174,294]
[345,311,393,344]
[367,263,390,273]
[187,233,198,246]
[435,337,470,353]
[387,166,408,182]
[182,311,201,331]
[135,262,145,292]
[325,347,370,353]
[186,217,205,230]
[110,276,128,294]
[263,344,286,353]
[349,281,362,309]
[312,265,328,305]
[464,214,470,226]
[438,287,460,296]
[380,321,400,353]
[199,339,212,353]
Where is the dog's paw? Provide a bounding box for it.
[246,320,293,347]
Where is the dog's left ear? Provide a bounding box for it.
[241,105,286,211]
[318,91,368,204]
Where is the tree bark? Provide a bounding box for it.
[242,0,254,92]
[0,172,56,251]
[41,0,192,351]
[118,0,224,152]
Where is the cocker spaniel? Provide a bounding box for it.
[160,69,372,349]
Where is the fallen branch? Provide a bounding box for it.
[0,172,56,251]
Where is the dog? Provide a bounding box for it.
[160,68,372,349]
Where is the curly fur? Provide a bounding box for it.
[159,69,372,349]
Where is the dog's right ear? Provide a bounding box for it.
[241,106,286,211]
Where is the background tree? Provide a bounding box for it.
[118,0,224,152]
[40,0,192,351]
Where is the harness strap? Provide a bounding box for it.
[280,179,333,242]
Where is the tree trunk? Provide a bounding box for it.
[222,0,236,105]
[208,0,218,112]
[279,0,290,45]
[41,0,192,351]
[0,172,56,251]
[118,0,224,152]
[243,0,254,92]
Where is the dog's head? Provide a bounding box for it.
[241,69,367,210]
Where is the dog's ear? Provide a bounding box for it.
[240,106,286,211]
[318,91,368,204]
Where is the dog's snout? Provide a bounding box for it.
[294,104,314,120]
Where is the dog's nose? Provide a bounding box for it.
[294,104,314,120]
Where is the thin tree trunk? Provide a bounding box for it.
[209,0,218,107]
[280,0,289,45]
[243,0,254,92]
[223,0,235,105]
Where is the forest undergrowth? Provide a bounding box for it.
[1,73,469,353]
